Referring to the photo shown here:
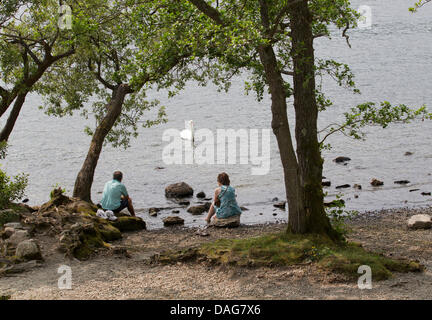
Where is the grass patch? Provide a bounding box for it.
[158,232,422,280]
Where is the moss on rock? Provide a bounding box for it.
[111,216,146,232]
[0,209,21,227]
[156,232,423,280]
[96,222,122,242]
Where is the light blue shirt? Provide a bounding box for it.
[101,179,128,211]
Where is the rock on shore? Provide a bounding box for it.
[407,214,432,230]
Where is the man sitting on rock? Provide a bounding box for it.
[101,171,135,217]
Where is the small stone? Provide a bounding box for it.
[196,191,206,199]
[336,184,350,189]
[163,216,184,227]
[421,192,431,196]
[322,181,331,187]
[334,156,351,163]
[353,184,362,190]
[16,239,43,261]
[178,200,190,206]
[172,210,180,214]
[407,214,432,230]
[394,180,410,185]
[271,197,279,202]
[404,152,414,156]
[409,189,420,192]
[273,201,286,209]
[371,178,384,187]
[240,206,249,211]
[149,208,160,217]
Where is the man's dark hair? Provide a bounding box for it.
[113,171,123,182]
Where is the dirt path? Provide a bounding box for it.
[1,208,431,300]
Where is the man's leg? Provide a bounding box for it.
[127,197,136,217]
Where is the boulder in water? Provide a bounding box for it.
[187,204,209,215]
[334,156,351,163]
[165,182,194,198]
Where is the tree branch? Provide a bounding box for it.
[188,0,225,26]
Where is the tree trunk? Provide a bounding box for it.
[258,45,306,234]
[73,84,129,202]
[0,93,27,142]
[289,1,339,240]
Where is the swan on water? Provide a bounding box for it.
[180,120,194,142]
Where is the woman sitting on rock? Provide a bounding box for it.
[205,172,242,223]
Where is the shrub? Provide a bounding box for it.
[0,167,28,209]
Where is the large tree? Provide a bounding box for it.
[38,0,214,202]
[186,0,430,239]
[0,0,79,142]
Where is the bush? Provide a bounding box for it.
[0,167,28,209]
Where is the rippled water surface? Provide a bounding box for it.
[2,0,432,228]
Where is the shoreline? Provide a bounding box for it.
[1,205,431,299]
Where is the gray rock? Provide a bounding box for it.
[3,227,15,239]
[4,222,23,229]
[16,239,43,261]
[407,214,432,230]
[163,216,184,226]
[165,182,194,198]
[7,229,30,246]
[210,215,240,228]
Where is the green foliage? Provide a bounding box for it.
[0,167,28,209]
[319,102,432,146]
[49,184,66,199]
[325,195,358,238]
[409,0,431,12]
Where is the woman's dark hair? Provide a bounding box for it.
[217,172,230,186]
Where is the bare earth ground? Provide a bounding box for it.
[1,207,431,300]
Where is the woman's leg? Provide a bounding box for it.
[205,203,216,223]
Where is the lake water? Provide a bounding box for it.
[1,0,432,229]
